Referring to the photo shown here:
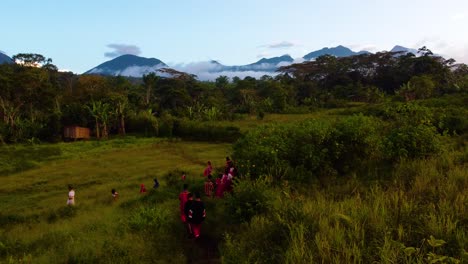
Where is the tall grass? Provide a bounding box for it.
[221,151,467,263]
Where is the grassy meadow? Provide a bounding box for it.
[0,138,230,263]
[0,107,467,263]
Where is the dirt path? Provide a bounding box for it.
[184,233,220,264]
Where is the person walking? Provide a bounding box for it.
[67,185,75,205]
[111,189,119,201]
[186,192,206,238]
[203,161,213,177]
[179,184,190,223]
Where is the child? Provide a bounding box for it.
[203,161,213,177]
[186,192,206,238]
[153,178,160,189]
[67,185,75,205]
[140,184,147,193]
[181,173,186,181]
[111,188,119,201]
[204,175,214,197]
[179,184,190,223]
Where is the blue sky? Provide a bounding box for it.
[1,0,467,73]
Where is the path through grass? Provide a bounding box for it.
[0,138,230,263]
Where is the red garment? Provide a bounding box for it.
[203,165,213,177]
[204,181,214,197]
[215,182,224,198]
[140,184,147,193]
[181,174,186,181]
[190,223,202,238]
[179,190,190,222]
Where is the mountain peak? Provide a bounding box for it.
[303,45,365,60]
[85,54,167,76]
[390,45,419,56]
[255,54,293,64]
[0,52,13,64]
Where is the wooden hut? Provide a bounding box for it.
[64,126,90,140]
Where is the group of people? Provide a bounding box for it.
[66,157,237,240]
[66,177,160,205]
[203,157,237,198]
[177,157,238,239]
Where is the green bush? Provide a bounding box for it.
[126,110,159,136]
[222,178,272,224]
[233,115,383,181]
[385,124,442,159]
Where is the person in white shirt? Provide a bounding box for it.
[111,188,119,201]
[67,185,75,205]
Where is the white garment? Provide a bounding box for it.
[67,190,75,205]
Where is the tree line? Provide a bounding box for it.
[0,48,466,143]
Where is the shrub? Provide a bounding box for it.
[233,115,383,181]
[222,178,272,224]
[126,110,158,136]
[385,124,442,159]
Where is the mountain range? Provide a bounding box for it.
[303,45,371,60]
[84,45,422,78]
[1,45,424,79]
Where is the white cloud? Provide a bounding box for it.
[347,44,378,52]
[104,44,141,58]
[293,57,305,64]
[170,61,285,81]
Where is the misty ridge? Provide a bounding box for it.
[83,44,435,80]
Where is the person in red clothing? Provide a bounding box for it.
[179,184,190,222]
[215,174,224,198]
[204,175,214,197]
[140,184,147,193]
[186,192,206,238]
[203,161,213,177]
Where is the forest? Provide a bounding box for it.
[0,48,466,143]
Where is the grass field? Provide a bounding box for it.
[1,108,466,263]
[0,138,231,263]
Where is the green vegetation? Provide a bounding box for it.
[0,49,467,262]
[0,139,230,263]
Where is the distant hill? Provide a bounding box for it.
[390,45,420,56]
[303,45,371,60]
[85,54,167,77]
[228,55,294,72]
[0,52,13,64]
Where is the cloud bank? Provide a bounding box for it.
[104,44,141,58]
[170,61,286,81]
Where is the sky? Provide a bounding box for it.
[1,0,468,74]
